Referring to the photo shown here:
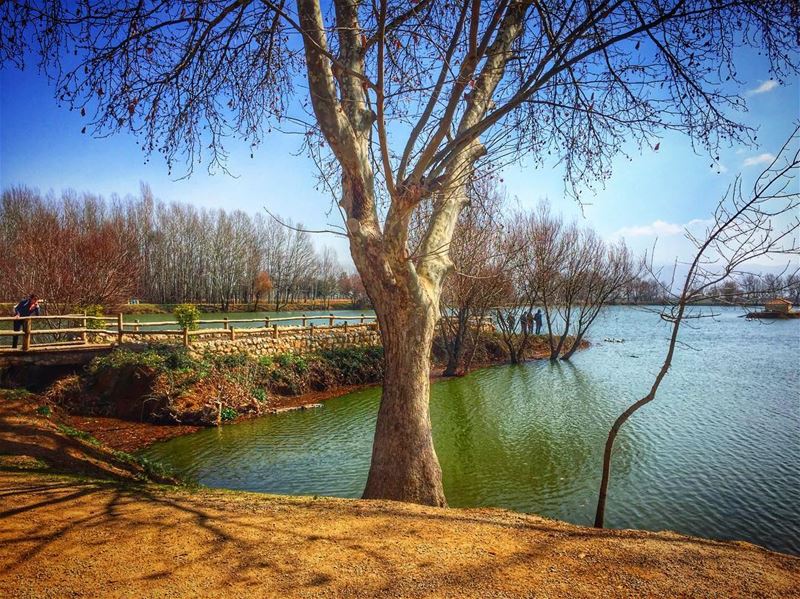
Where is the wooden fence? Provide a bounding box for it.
[0,313,377,353]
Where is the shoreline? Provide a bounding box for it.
[60,342,587,454]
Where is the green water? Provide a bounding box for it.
[143,307,800,555]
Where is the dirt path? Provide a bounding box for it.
[0,472,797,598]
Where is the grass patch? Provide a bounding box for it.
[110,450,177,482]
[0,388,34,401]
[87,345,198,375]
[220,407,238,421]
[57,424,102,446]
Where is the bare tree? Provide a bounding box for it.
[516,202,570,359]
[594,128,800,528]
[4,0,797,505]
[252,271,273,311]
[556,233,639,361]
[316,246,341,309]
[0,187,139,313]
[439,176,509,375]
[492,268,535,365]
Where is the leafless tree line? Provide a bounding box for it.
[434,181,639,373]
[0,184,357,311]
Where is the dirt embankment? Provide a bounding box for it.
[0,470,797,598]
[0,391,175,483]
[62,384,369,453]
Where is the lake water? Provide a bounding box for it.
[143,306,800,555]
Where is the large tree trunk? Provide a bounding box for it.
[362,291,446,506]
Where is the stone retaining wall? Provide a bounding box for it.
[186,323,381,358]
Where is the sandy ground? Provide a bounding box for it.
[0,471,798,598]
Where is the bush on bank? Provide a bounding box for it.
[47,345,384,427]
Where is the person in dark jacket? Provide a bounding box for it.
[12,294,40,349]
[533,309,543,335]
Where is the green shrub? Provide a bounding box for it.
[173,304,200,331]
[317,347,384,384]
[220,406,238,421]
[275,353,308,373]
[212,353,250,369]
[162,347,197,371]
[88,345,199,376]
[258,355,274,369]
[88,348,166,374]
[252,387,268,403]
[35,405,52,417]
[81,304,106,330]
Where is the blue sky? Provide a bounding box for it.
[1,46,797,270]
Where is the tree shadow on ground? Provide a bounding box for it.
[0,471,796,598]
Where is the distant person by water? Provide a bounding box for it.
[533,309,543,335]
[12,294,40,348]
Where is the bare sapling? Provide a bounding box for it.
[594,128,800,528]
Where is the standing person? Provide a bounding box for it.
[533,309,543,336]
[521,311,530,335]
[11,294,40,349]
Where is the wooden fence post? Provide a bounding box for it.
[183,327,189,347]
[134,319,140,332]
[360,313,365,324]
[329,313,334,327]
[344,321,348,334]
[81,311,87,344]
[117,313,124,345]
[22,319,31,351]
[272,324,278,339]
[265,317,270,328]
[223,317,229,330]
[302,314,307,327]
[230,326,236,341]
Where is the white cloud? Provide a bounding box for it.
[748,80,779,95]
[613,218,712,238]
[743,153,775,167]
[712,160,728,174]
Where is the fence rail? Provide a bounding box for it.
[0,313,377,353]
